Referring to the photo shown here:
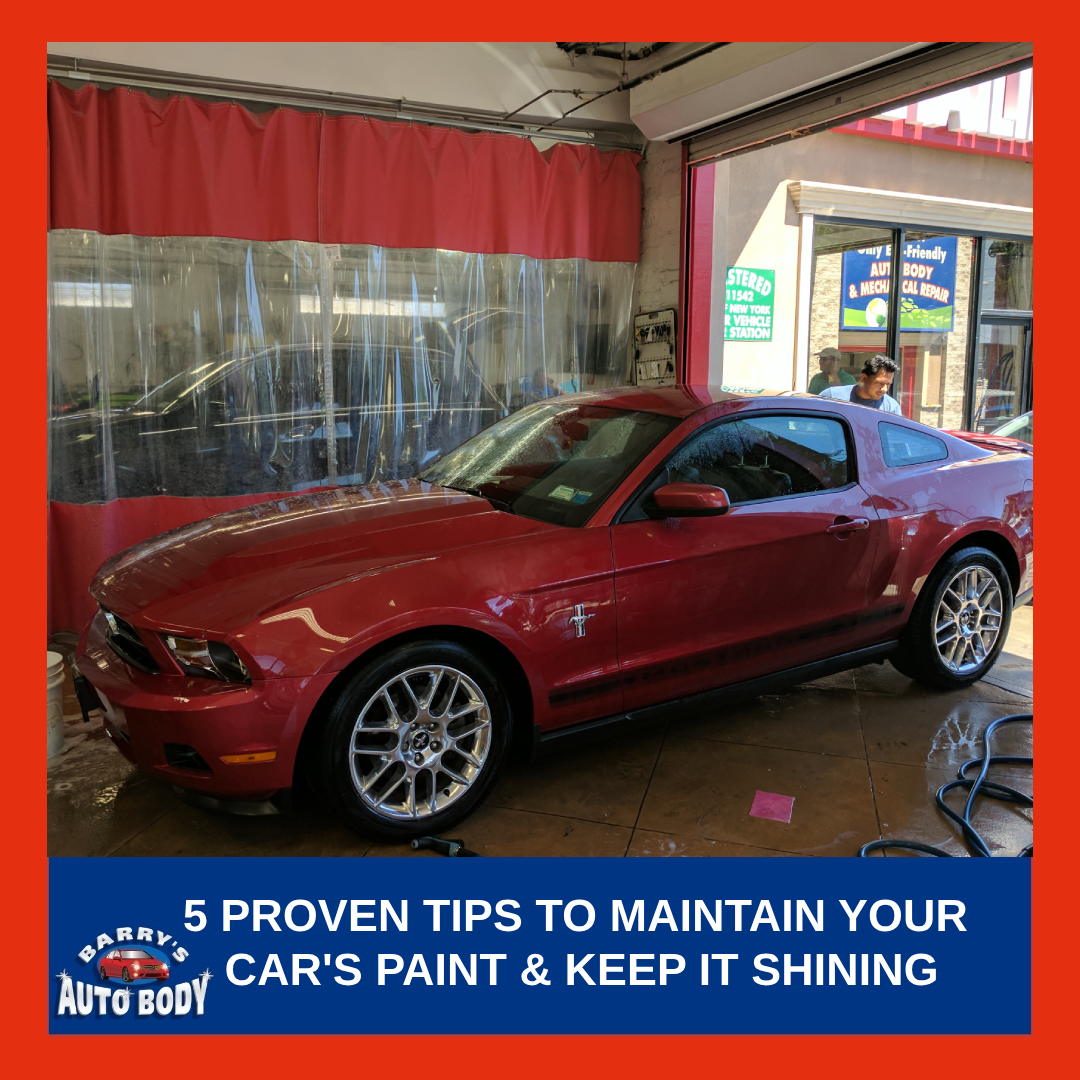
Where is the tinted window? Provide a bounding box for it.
[120,950,152,959]
[665,414,852,505]
[879,422,949,467]
[420,401,679,527]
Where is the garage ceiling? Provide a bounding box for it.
[47,42,1034,159]
[46,42,648,149]
[650,41,1034,165]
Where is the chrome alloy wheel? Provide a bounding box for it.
[934,566,1004,674]
[348,664,492,820]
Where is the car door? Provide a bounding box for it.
[610,410,883,711]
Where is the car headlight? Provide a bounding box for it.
[163,636,251,684]
[132,963,140,971]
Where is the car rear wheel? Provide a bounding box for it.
[892,546,1013,689]
[99,965,109,981]
[311,640,513,844]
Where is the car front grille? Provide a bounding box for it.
[101,607,160,673]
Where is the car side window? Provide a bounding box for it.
[879,422,948,467]
[664,414,853,505]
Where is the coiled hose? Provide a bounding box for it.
[858,713,1032,858]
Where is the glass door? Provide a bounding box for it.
[971,318,1032,433]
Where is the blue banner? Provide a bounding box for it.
[49,856,1029,1036]
[841,237,958,331]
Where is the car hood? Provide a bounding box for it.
[91,481,556,631]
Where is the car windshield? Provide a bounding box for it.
[420,400,679,527]
[120,950,152,959]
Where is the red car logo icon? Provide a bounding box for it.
[98,948,170,982]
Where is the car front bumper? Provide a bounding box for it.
[76,612,337,800]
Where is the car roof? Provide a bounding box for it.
[562,384,807,419]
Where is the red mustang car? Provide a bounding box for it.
[98,949,169,982]
[76,387,1033,842]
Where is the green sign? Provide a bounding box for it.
[724,266,774,341]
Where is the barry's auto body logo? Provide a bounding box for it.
[55,923,211,1020]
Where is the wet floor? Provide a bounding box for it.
[47,605,1032,858]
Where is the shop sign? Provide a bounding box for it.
[724,267,774,341]
[840,237,958,331]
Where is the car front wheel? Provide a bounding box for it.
[312,640,513,844]
[121,968,132,982]
[892,546,1013,689]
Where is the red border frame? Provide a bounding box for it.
[15,13,1067,1077]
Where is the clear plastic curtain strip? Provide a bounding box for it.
[48,232,635,504]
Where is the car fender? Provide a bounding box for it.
[905,454,1032,604]
[279,606,549,775]
[906,517,1026,602]
[860,443,1031,620]
[242,595,549,730]
[233,522,618,732]
[319,604,546,698]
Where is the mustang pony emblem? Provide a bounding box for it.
[569,604,595,638]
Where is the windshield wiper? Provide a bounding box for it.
[439,483,516,514]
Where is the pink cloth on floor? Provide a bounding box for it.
[749,790,795,823]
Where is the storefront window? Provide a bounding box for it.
[980,238,1033,312]
[972,321,1030,432]
[806,222,978,429]
[894,230,976,429]
[806,222,892,395]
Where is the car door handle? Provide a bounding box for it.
[826,517,869,534]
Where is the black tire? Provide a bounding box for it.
[892,546,1013,689]
[99,965,109,981]
[310,640,513,843]
[121,967,132,983]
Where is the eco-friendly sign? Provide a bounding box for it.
[724,267,774,341]
[840,237,958,331]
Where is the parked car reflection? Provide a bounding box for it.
[49,336,506,503]
[992,410,1033,445]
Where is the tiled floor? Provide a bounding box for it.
[47,605,1033,858]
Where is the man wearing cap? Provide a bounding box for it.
[807,347,857,395]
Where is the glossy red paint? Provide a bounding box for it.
[76,388,1033,803]
[613,481,883,709]
[652,482,730,512]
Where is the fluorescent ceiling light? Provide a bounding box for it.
[53,282,133,308]
[299,297,446,317]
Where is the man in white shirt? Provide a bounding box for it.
[818,354,901,413]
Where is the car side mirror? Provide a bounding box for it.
[647,482,731,518]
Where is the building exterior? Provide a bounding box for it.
[642,69,1034,433]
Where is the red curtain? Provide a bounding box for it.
[48,82,642,261]
[48,81,642,633]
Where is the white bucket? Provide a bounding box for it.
[47,651,66,759]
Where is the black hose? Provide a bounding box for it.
[411,836,479,857]
[858,713,1032,858]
